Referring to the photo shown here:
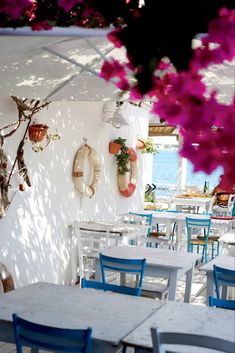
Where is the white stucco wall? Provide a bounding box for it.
[0,97,149,288]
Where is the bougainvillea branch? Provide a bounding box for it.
[99,6,235,190]
[0,0,235,188]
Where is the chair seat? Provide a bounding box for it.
[127,279,168,300]
[197,235,220,241]
[149,231,167,237]
[190,238,214,246]
[141,282,168,300]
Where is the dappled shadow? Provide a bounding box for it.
[0,100,149,288]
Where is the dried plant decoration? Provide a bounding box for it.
[0,96,51,218]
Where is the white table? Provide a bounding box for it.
[176,213,233,249]
[122,301,235,352]
[142,212,233,251]
[79,220,146,245]
[172,197,211,213]
[0,282,162,353]
[95,246,200,302]
[143,211,176,238]
[219,232,235,256]
[199,255,235,304]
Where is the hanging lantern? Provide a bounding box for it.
[28,124,49,143]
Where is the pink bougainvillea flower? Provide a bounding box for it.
[191,8,235,70]
[99,7,235,188]
[158,60,171,70]
[57,0,80,12]
[129,86,144,100]
[107,28,123,48]
[0,0,33,19]
[31,21,53,31]
[100,59,126,81]
[116,78,130,91]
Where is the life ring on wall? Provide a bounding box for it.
[0,263,15,293]
[118,148,137,198]
[73,144,101,198]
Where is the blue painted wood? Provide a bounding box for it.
[185,217,211,263]
[99,254,146,297]
[213,265,235,299]
[151,326,235,353]
[12,313,92,353]
[209,296,235,310]
[81,278,140,296]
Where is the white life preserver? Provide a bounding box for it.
[118,148,137,198]
[73,144,101,198]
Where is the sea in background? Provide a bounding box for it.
[152,149,223,195]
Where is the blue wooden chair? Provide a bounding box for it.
[209,296,235,310]
[12,313,92,353]
[151,326,234,353]
[81,278,140,296]
[185,217,213,263]
[99,253,146,297]
[213,265,235,299]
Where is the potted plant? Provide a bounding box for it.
[140,138,158,154]
[109,139,122,154]
[28,124,49,143]
[110,137,131,175]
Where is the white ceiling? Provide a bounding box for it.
[0,34,234,103]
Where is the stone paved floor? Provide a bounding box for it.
[1,228,233,353]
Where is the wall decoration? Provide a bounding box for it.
[73,140,101,198]
[28,123,60,152]
[0,96,59,218]
[0,262,15,293]
[109,137,137,198]
[137,138,158,154]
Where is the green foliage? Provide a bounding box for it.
[113,137,130,175]
[145,191,155,203]
[140,138,158,154]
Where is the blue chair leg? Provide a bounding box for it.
[197,244,199,253]
[201,246,204,262]
[211,242,214,259]
[122,345,127,353]
[204,246,208,263]
[217,241,220,256]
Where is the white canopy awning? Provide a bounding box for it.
[0,28,234,102]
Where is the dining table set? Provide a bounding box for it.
[1,199,234,353]
[0,281,234,353]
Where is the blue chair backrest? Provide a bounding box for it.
[209,296,235,310]
[151,326,234,353]
[213,265,235,299]
[129,212,152,236]
[81,278,140,296]
[186,217,211,239]
[99,253,146,296]
[12,313,92,353]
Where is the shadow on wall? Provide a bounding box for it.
[0,100,149,288]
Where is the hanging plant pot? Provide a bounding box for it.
[136,138,146,150]
[28,124,49,143]
[109,142,121,154]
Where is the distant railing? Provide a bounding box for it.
[146,183,179,198]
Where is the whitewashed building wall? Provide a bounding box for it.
[0,97,149,287]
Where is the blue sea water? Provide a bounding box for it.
[152,149,223,193]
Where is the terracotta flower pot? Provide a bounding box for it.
[136,138,146,150]
[29,124,49,143]
[109,142,121,154]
